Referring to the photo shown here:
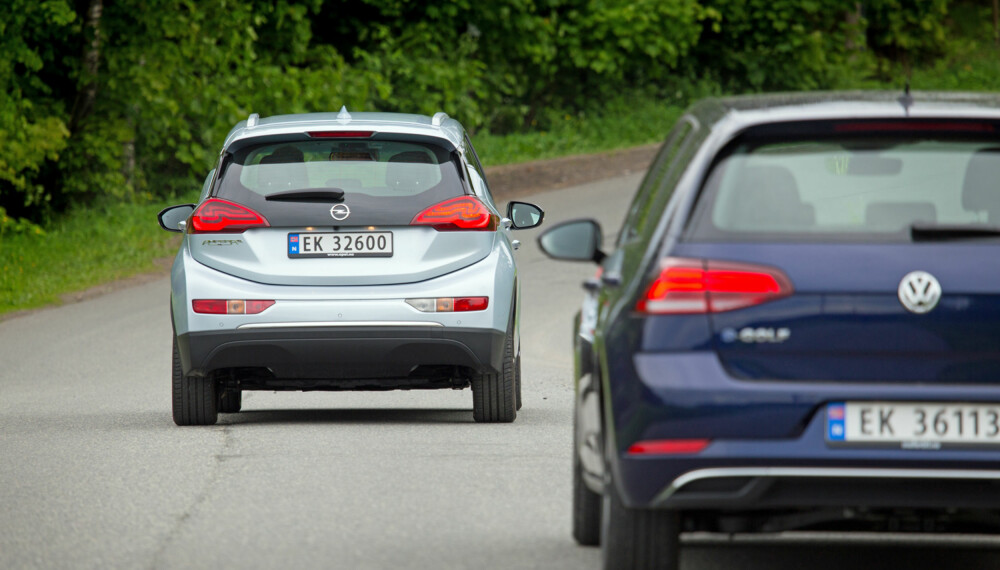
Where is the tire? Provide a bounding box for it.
[514,353,523,411]
[600,481,680,570]
[219,388,242,413]
[172,338,218,426]
[472,310,517,423]
[572,418,602,545]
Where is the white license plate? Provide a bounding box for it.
[287,232,393,258]
[827,401,1000,448]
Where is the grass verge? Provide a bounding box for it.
[473,97,684,167]
[0,196,193,315]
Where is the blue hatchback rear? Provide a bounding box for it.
[539,92,1000,570]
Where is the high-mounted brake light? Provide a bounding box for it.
[189,198,269,233]
[410,196,498,231]
[636,257,793,314]
[627,439,711,455]
[192,299,275,314]
[307,131,375,138]
[834,121,995,133]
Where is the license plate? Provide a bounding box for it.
[827,401,1000,448]
[287,232,393,258]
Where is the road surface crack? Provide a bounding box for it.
[148,426,235,570]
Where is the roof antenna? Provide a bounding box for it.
[898,80,914,116]
[337,105,352,123]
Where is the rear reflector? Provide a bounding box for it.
[193,299,275,314]
[627,439,710,455]
[406,297,489,312]
[410,196,498,231]
[307,131,375,138]
[189,198,269,234]
[637,257,793,314]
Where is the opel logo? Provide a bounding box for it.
[898,271,942,314]
[330,204,350,221]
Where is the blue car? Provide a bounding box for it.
[538,92,1000,569]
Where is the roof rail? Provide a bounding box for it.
[246,113,260,128]
[431,112,449,126]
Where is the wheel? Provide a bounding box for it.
[219,388,242,413]
[600,481,680,570]
[572,416,602,545]
[172,338,218,426]
[515,353,523,411]
[472,310,517,423]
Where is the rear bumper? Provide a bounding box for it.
[610,352,1000,510]
[177,325,505,381]
[653,466,1000,511]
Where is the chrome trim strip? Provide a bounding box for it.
[237,321,444,329]
[654,467,1000,505]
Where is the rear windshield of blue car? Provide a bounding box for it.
[687,125,1000,242]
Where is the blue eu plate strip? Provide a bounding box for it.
[288,234,300,255]
[827,402,846,441]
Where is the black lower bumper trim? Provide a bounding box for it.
[177,326,505,381]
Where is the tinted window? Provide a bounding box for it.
[215,139,468,227]
[618,118,695,245]
[688,135,1000,242]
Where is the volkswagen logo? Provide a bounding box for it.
[330,204,350,221]
[898,270,942,314]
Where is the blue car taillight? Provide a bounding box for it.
[636,257,794,315]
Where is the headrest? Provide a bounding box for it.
[962,147,1000,217]
[728,165,815,229]
[260,145,304,164]
[258,145,307,189]
[386,151,436,191]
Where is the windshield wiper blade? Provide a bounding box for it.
[910,222,1000,241]
[265,188,345,202]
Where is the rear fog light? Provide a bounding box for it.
[406,297,489,312]
[193,299,275,314]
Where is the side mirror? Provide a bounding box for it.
[157,204,195,233]
[537,218,605,263]
[506,201,545,230]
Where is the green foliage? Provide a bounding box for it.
[865,0,950,77]
[689,0,869,91]
[1,0,977,222]
[0,0,76,209]
[0,206,45,238]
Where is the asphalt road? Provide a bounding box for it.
[3,174,1000,569]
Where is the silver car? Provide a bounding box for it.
[157,109,543,425]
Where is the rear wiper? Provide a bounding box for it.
[265,188,345,202]
[910,222,1000,241]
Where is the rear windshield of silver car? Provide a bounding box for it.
[213,138,468,226]
[687,121,1000,242]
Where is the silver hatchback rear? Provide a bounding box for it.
[158,110,543,425]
